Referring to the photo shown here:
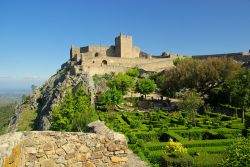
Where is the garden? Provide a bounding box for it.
[50,57,250,166]
[98,107,248,166]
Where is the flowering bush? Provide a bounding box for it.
[166,138,187,154]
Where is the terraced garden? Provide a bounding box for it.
[98,110,247,166]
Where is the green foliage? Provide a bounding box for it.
[108,73,134,95]
[0,103,16,134]
[100,88,123,111]
[17,105,37,131]
[173,57,190,66]
[71,106,97,131]
[136,78,156,97]
[160,57,242,96]
[178,89,204,126]
[219,69,250,110]
[166,138,187,154]
[51,85,97,131]
[99,107,244,166]
[126,68,140,78]
[161,152,193,167]
[220,138,250,167]
[135,132,158,142]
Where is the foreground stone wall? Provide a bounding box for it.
[1,121,148,167]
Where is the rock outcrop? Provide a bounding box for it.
[8,61,96,131]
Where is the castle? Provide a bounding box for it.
[70,33,176,75]
[69,33,250,75]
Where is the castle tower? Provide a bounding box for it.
[115,33,134,58]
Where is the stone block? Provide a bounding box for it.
[43,143,54,151]
[40,159,55,167]
[111,156,128,163]
[62,143,76,154]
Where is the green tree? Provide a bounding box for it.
[177,89,204,126]
[126,68,140,78]
[101,88,123,111]
[51,85,97,131]
[51,90,75,131]
[108,73,134,95]
[220,69,250,122]
[71,106,97,131]
[136,78,156,98]
[160,57,242,96]
[221,138,250,167]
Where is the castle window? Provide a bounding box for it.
[95,52,99,57]
[102,60,108,65]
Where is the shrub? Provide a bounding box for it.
[166,138,187,154]
[126,68,140,78]
[130,119,142,129]
[220,138,250,167]
[51,85,97,131]
[182,139,234,148]
[135,132,158,142]
[161,152,193,167]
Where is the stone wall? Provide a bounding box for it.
[80,46,116,57]
[192,51,250,65]
[1,121,148,167]
[78,55,174,76]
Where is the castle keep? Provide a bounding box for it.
[70,33,175,75]
[70,33,140,60]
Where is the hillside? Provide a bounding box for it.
[8,61,95,132]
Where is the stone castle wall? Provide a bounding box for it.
[193,51,250,65]
[0,121,147,167]
[80,46,116,57]
[79,55,174,76]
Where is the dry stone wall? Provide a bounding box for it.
[1,121,148,167]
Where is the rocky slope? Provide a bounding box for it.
[8,61,96,131]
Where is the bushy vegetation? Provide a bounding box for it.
[51,84,97,131]
[136,78,156,98]
[0,103,16,134]
[100,88,123,111]
[220,138,250,167]
[99,110,244,166]
[160,57,242,96]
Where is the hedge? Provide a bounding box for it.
[148,150,164,164]
[187,146,226,154]
[182,139,234,148]
[135,131,158,142]
[161,153,193,167]
[164,131,186,142]
[145,142,166,151]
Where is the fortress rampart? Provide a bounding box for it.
[193,51,250,66]
[69,33,249,76]
[69,33,176,76]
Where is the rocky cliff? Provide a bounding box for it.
[8,61,96,132]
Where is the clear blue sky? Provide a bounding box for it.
[0,0,250,90]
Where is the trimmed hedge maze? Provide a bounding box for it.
[99,110,246,167]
